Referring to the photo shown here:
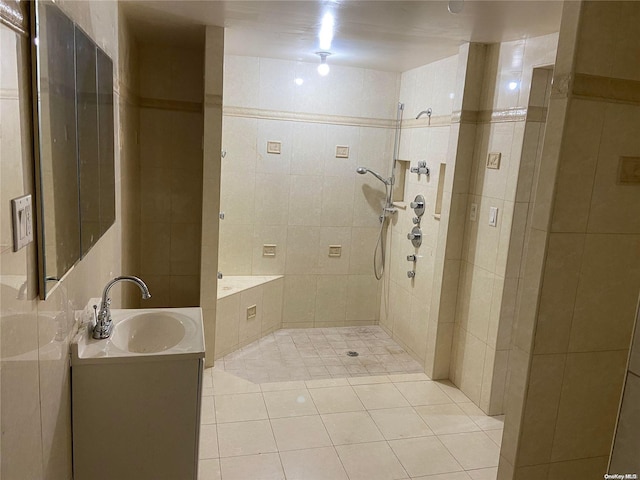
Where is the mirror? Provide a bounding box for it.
[32,1,115,298]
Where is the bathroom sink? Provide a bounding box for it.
[110,312,186,353]
[71,307,204,364]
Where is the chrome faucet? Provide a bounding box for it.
[93,275,151,339]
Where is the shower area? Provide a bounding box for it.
[213,54,426,380]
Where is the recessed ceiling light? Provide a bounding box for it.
[294,77,304,86]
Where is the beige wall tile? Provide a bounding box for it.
[238,286,263,344]
[215,294,240,358]
[517,354,565,466]
[141,223,171,275]
[547,456,608,480]
[587,103,640,234]
[251,225,287,275]
[170,223,202,276]
[551,350,628,462]
[532,233,585,354]
[254,173,290,226]
[550,100,604,233]
[317,227,352,275]
[346,275,380,322]
[568,234,640,352]
[221,116,257,173]
[283,275,317,325]
[315,275,348,325]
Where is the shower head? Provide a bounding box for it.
[356,166,390,186]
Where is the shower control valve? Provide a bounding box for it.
[410,194,426,218]
[410,161,430,176]
[407,254,417,262]
[408,226,422,248]
[407,271,416,278]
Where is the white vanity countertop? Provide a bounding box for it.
[71,307,205,365]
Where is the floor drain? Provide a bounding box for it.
[346,351,359,357]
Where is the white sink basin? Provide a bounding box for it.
[71,307,205,364]
[111,312,186,353]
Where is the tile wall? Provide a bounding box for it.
[0,1,139,477]
[379,54,458,364]
[451,35,558,415]
[218,55,400,330]
[138,44,205,308]
[201,26,225,366]
[499,1,640,478]
[610,306,640,472]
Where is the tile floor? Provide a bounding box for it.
[200,327,504,480]
[217,326,424,384]
[199,370,502,480]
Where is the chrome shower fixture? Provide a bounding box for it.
[356,166,391,186]
[416,108,432,119]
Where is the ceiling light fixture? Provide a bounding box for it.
[294,77,304,86]
[316,51,331,76]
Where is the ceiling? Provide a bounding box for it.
[122,0,563,72]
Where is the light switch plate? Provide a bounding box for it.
[329,245,342,257]
[487,152,501,169]
[11,194,33,252]
[470,203,478,222]
[263,244,276,257]
[247,305,257,320]
[335,146,349,158]
[267,141,281,154]
[489,206,499,227]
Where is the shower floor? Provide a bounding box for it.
[215,325,424,383]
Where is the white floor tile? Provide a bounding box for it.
[198,459,221,480]
[280,446,349,480]
[368,407,434,440]
[309,386,365,414]
[214,392,267,423]
[336,441,408,480]
[415,404,482,435]
[389,436,463,477]
[271,415,332,451]
[263,388,318,418]
[199,424,219,459]
[438,432,500,470]
[217,420,277,457]
[467,466,498,480]
[395,381,454,406]
[353,383,410,410]
[321,411,384,445]
[220,453,285,480]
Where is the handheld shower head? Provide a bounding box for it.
[356,166,390,186]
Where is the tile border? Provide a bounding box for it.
[572,72,640,106]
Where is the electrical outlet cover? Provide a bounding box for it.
[263,244,276,257]
[247,305,257,319]
[328,245,342,257]
[470,203,478,222]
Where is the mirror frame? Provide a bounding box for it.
[31,0,116,299]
